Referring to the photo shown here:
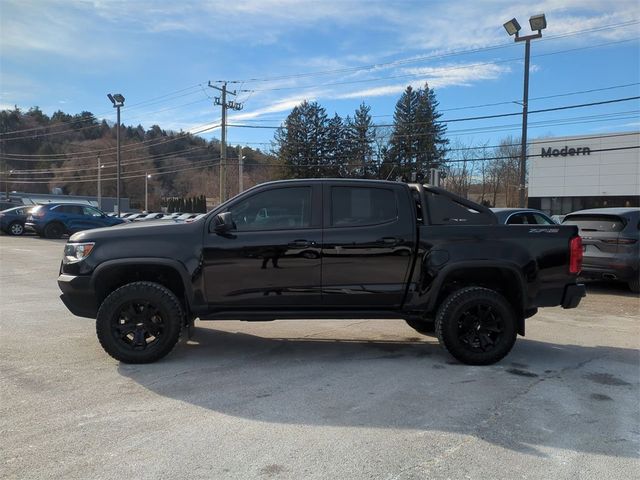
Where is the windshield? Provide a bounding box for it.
[562,214,625,232]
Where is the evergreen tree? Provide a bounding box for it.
[325,113,345,177]
[388,86,419,179]
[415,83,448,175]
[345,102,375,178]
[274,101,330,178]
[388,84,448,181]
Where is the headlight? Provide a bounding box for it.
[63,242,95,263]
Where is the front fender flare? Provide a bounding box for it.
[91,257,195,310]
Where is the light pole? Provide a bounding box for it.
[97,157,104,210]
[503,13,546,208]
[107,93,125,215]
[145,173,151,213]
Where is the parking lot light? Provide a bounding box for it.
[529,14,547,32]
[107,93,125,215]
[503,18,521,36]
[503,13,545,208]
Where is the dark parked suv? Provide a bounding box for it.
[26,203,124,238]
[562,207,640,292]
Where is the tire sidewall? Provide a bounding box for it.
[96,282,182,363]
[436,287,517,365]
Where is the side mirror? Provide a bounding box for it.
[212,212,235,234]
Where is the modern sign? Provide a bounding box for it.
[541,146,591,157]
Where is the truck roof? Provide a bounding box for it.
[258,178,408,187]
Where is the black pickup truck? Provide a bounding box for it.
[58,179,585,365]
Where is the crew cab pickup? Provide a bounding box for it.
[58,179,586,365]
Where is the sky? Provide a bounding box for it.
[1,0,639,151]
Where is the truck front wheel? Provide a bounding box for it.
[96,281,183,364]
[435,287,517,365]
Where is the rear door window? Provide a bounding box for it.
[330,187,397,227]
[506,213,527,225]
[82,206,103,217]
[61,205,83,215]
[562,215,625,232]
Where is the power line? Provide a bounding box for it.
[242,38,639,94]
[9,144,639,184]
[8,129,639,177]
[2,76,637,145]
[0,84,208,138]
[226,96,640,130]
[11,157,220,182]
[0,94,215,141]
[10,145,214,173]
[3,22,638,139]
[2,96,637,166]
[2,123,221,159]
[226,20,640,83]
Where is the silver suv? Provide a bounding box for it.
[563,207,640,292]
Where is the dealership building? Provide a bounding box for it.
[528,131,640,215]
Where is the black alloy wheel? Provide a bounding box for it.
[96,281,183,363]
[455,304,504,352]
[435,287,517,365]
[112,301,165,351]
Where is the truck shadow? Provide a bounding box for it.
[118,325,639,459]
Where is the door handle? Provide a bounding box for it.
[379,237,401,246]
[288,240,314,248]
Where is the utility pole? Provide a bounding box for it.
[208,81,243,203]
[1,138,8,200]
[97,156,102,210]
[145,173,151,212]
[238,145,244,194]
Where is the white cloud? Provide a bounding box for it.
[231,94,319,122]
[334,62,510,100]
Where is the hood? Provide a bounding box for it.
[69,217,206,243]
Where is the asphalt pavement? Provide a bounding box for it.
[1,234,638,480]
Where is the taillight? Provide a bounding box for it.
[569,236,583,274]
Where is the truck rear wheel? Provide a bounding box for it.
[96,281,183,364]
[435,287,517,365]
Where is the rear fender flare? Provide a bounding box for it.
[425,260,528,333]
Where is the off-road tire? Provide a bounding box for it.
[435,286,517,365]
[96,281,183,364]
[8,222,24,236]
[405,317,435,336]
[629,277,640,293]
[44,222,64,239]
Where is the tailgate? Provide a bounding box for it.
[563,214,624,263]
